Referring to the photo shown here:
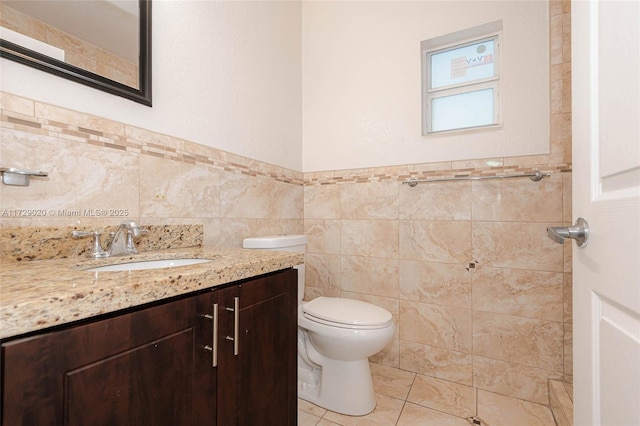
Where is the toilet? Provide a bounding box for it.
[243,234,395,416]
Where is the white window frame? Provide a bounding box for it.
[421,21,503,135]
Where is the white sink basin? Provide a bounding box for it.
[86,258,215,272]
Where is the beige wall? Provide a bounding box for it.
[302,0,550,172]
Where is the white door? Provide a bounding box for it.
[572,1,640,425]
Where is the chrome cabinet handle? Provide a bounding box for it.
[202,303,219,367]
[224,297,240,356]
[547,217,590,248]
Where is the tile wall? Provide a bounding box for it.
[1,0,572,418]
[0,93,304,249]
[302,0,573,415]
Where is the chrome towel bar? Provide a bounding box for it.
[403,170,550,187]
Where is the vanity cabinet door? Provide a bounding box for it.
[1,290,218,426]
[216,269,298,426]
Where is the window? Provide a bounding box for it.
[422,21,502,134]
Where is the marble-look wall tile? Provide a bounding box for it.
[304,185,341,219]
[268,218,303,236]
[563,172,572,222]
[406,161,452,173]
[35,102,125,136]
[370,335,400,367]
[472,222,564,272]
[472,267,564,321]
[473,356,561,405]
[550,12,564,66]
[399,181,471,221]
[217,218,270,248]
[477,390,556,426]
[269,179,304,219]
[399,220,471,263]
[400,300,472,353]
[451,158,503,170]
[340,181,398,220]
[305,252,341,291]
[400,340,473,385]
[407,374,476,418]
[399,260,471,309]
[550,113,572,164]
[564,272,573,323]
[220,172,303,219]
[473,311,563,371]
[471,174,563,222]
[139,155,220,218]
[304,219,341,254]
[551,63,564,114]
[219,172,274,219]
[563,236,573,272]
[564,322,573,377]
[341,255,399,297]
[341,220,398,258]
[0,92,34,116]
[1,128,139,227]
[304,285,340,301]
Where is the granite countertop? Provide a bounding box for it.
[0,247,304,340]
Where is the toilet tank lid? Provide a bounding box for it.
[243,234,307,249]
[303,297,392,327]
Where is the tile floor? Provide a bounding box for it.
[298,363,558,426]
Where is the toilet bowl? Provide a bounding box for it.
[298,297,395,415]
[242,235,396,416]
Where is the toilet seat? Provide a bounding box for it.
[302,297,393,330]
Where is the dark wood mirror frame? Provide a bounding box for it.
[0,0,152,107]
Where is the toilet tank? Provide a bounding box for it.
[242,235,306,302]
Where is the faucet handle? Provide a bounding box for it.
[71,230,108,258]
[126,228,149,254]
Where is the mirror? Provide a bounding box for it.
[0,0,152,106]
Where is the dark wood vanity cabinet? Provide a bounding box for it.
[0,269,297,426]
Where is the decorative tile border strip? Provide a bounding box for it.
[1,91,571,191]
[304,163,572,186]
[0,92,304,186]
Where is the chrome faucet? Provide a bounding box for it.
[108,220,145,256]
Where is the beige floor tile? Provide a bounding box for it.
[407,374,476,418]
[299,398,328,417]
[477,389,556,426]
[322,393,404,425]
[397,402,471,425]
[299,409,322,426]
[317,420,342,426]
[371,362,416,400]
[549,380,574,426]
